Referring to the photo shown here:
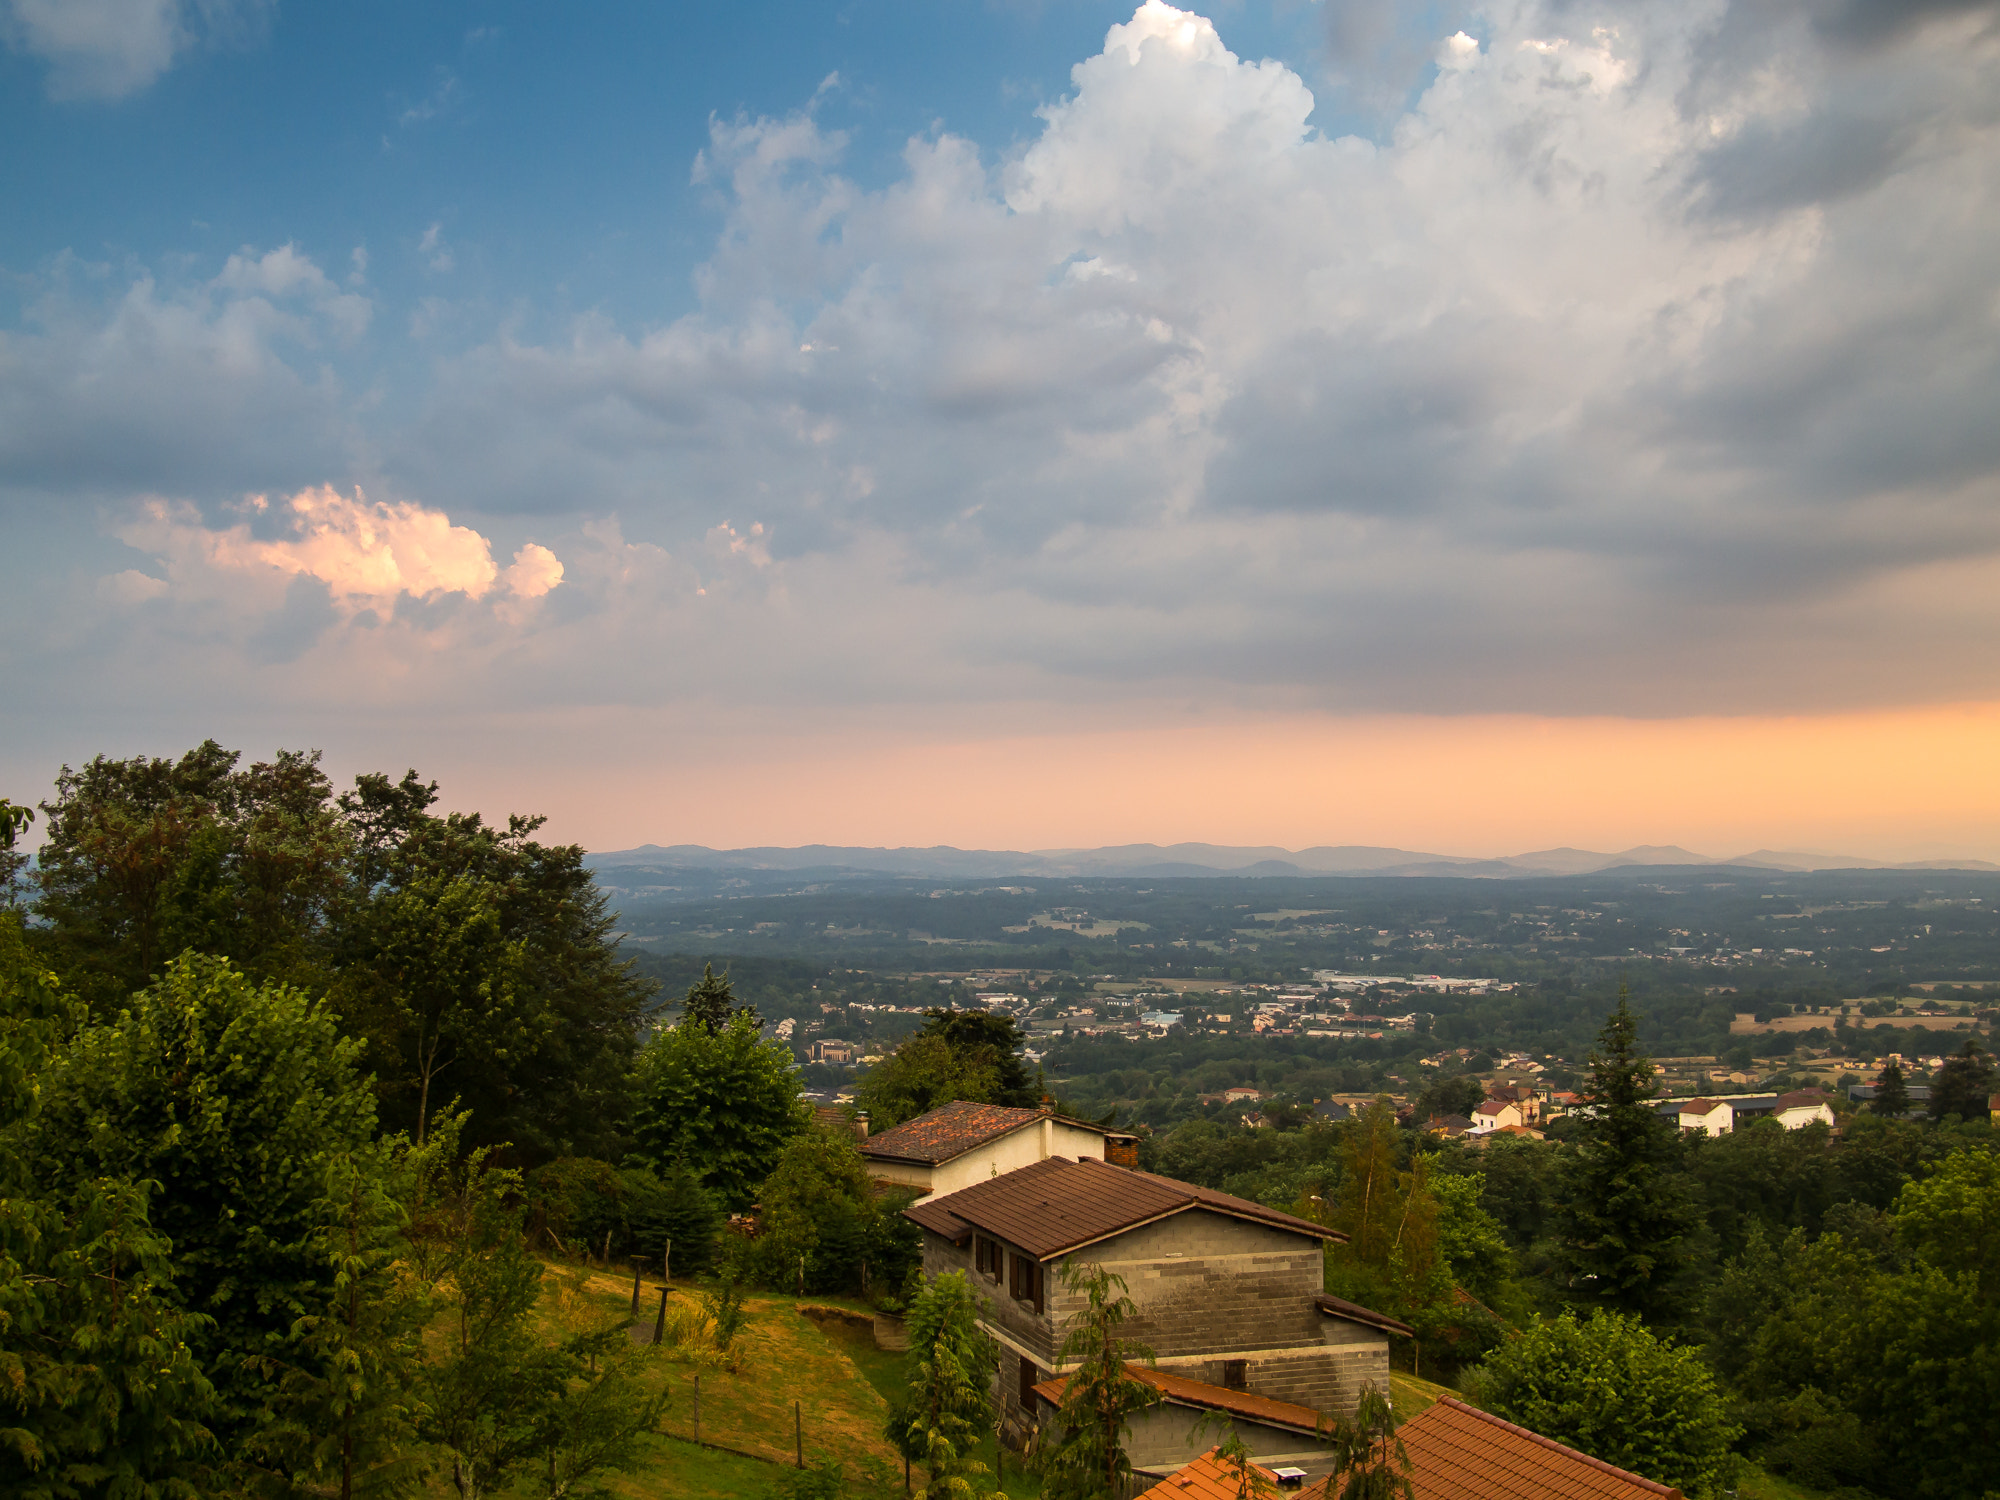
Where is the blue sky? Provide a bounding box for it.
[4,0,2000,857]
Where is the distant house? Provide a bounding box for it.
[1486,1083,1543,1124]
[858,1101,1136,1203]
[1469,1100,1523,1135]
[1313,1100,1352,1123]
[810,1038,856,1064]
[1223,1087,1264,1103]
[905,1156,1408,1449]
[1424,1114,1473,1139]
[1677,1098,1734,1136]
[1772,1089,1836,1129]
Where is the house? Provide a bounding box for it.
[1130,1448,1302,1500]
[1313,1100,1352,1123]
[904,1155,1409,1448]
[1486,1083,1542,1124]
[1223,1087,1265,1103]
[1469,1100,1523,1135]
[1035,1370,1340,1481]
[859,1101,1137,1203]
[1772,1089,1835,1129]
[1424,1114,1473,1139]
[811,1039,856,1065]
[1676,1099,1733,1136]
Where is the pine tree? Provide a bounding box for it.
[1868,1060,1910,1118]
[1927,1039,1995,1123]
[897,1271,995,1500]
[1554,984,1697,1318]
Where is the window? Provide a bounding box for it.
[1019,1357,1039,1408]
[974,1237,1000,1280]
[1223,1360,1248,1390]
[1010,1254,1043,1311]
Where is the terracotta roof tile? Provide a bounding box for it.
[1397,1398,1683,1500]
[861,1101,1107,1165]
[1678,1099,1727,1116]
[1132,1448,1286,1500]
[1034,1367,1326,1434]
[904,1156,1346,1258]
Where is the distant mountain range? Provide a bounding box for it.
[584,840,1999,881]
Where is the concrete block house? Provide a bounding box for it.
[903,1154,1409,1461]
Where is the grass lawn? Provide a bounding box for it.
[1387,1370,1461,1416]
[1730,1461,1838,1500]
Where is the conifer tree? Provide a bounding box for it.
[1868,1060,1910,1118]
[1036,1262,1160,1500]
[1554,984,1697,1318]
[896,1271,995,1500]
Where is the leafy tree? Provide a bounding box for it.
[1869,1059,1911,1118]
[894,1271,996,1500]
[918,1009,1038,1107]
[1431,1173,1513,1309]
[23,951,379,1448]
[1035,1262,1160,1500]
[857,1032,1003,1130]
[1553,987,1697,1317]
[678,963,758,1033]
[0,796,33,907]
[632,1008,804,1209]
[1324,1389,1412,1500]
[339,808,652,1160]
[0,913,218,1496]
[1927,1039,1995,1123]
[1476,1310,1739,1499]
[1415,1075,1485,1122]
[32,743,350,1008]
[1333,1100,1403,1272]
[747,1122,919,1294]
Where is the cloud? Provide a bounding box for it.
[0,245,366,502]
[112,485,562,617]
[9,1,2000,735]
[2,0,270,100]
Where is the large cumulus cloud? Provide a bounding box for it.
[6,0,2000,728]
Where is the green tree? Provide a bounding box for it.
[23,951,379,1449]
[32,743,350,1008]
[1554,987,1696,1317]
[0,913,219,1496]
[0,796,33,907]
[632,1009,803,1209]
[1431,1173,1514,1309]
[1927,1039,1995,1123]
[1477,1310,1739,1499]
[1035,1262,1160,1500]
[1334,1100,1403,1272]
[678,963,759,1033]
[895,1271,996,1500]
[1324,1389,1412,1500]
[857,1032,1003,1130]
[1414,1075,1485,1122]
[918,1009,1038,1107]
[339,807,653,1160]
[748,1122,918,1295]
[1869,1059,1911,1118]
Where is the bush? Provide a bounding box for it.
[527,1156,720,1276]
[1475,1310,1740,1499]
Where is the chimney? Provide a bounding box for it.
[1104,1133,1139,1169]
[853,1110,870,1142]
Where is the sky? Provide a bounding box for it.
[4,0,1999,859]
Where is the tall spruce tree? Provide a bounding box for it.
[1869,1060,1911,1118]
[1554,985,1697,1318]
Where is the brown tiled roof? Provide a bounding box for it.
[1678,1099,1727,1116]
[1774,1090,1830,1110]
[1033,1369,1325,1435]
[904,1155,1346,1258]
[1473,1101,1511,1117]
[1395,1397,1683,1500]
[1132,1448,1286,1500]
[860,1101,1103,1166]
[1312,1292,1413,1337]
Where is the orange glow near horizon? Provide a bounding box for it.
[426,699,2000,863]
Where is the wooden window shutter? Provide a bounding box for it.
[1032,1260,1045,1314]
[1019,1356,1037,1408]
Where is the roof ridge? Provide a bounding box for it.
[1431,1399,1680,1498]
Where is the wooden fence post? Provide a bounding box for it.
[653,1285,669,1345]
[665,1237,672,1285]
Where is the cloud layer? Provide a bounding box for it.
[5,0,2000,735]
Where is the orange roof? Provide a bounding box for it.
[1395,1398,1682,1500]
[1133,1448,1285,1500]
[1034,1367,1326,1435]
[1678,1099,1727,1116]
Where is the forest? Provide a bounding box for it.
[2,742,1996,1500]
